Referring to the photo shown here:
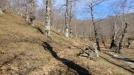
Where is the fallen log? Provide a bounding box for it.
[100,52,134,73]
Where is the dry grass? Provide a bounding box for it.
[0,12,133,75]
[0,12,78,75]
[51,44,132,75]
[45,34,132,75]
[0,13,52,75]
[122,48,134,60]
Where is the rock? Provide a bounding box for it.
[93,43,99,57]
[0,8,4,15]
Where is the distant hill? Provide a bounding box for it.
[53,12,134,39]
[97,13,134,38]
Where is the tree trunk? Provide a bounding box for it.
[93,43,99,57]
[127,38,131,48]
[110,36,118,53]
[24,0,36,26]
[109,17,119,52]
[110,22,128,53]
[90,3,100,51]
[110,36,118,48]
[101,36,106,48]
[65,0,72,38]
[118,23,128,53]
[45,0,52,37]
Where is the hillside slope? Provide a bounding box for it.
[0,13,132,75]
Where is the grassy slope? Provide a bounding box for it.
[0,13,132,75]
[0,13,59,75]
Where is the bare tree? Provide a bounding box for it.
[117,0,128,53]
[64,0,73,38]
[110,0,129,53]
[109,15,120,51]
[88,0,106,51]
[25,0,36,26]
[45,0,52,37]
[10,0,36,25]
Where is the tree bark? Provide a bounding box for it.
[118,23,128,53]
[45,0,52,37]
[24,0,36,26]
[90,3,100,51]
[65,0,72,38]
[109,17,119,52]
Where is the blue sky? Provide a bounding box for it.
[73,0,134,20]
[37,0,134,20]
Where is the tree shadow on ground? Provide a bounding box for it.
[42,42,92,75]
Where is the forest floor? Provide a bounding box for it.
[0,12,133,75]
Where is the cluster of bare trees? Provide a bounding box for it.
[109,0,129,53]
[0,0,36,25]
[0,0,133,55]
[86,0,132,54]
